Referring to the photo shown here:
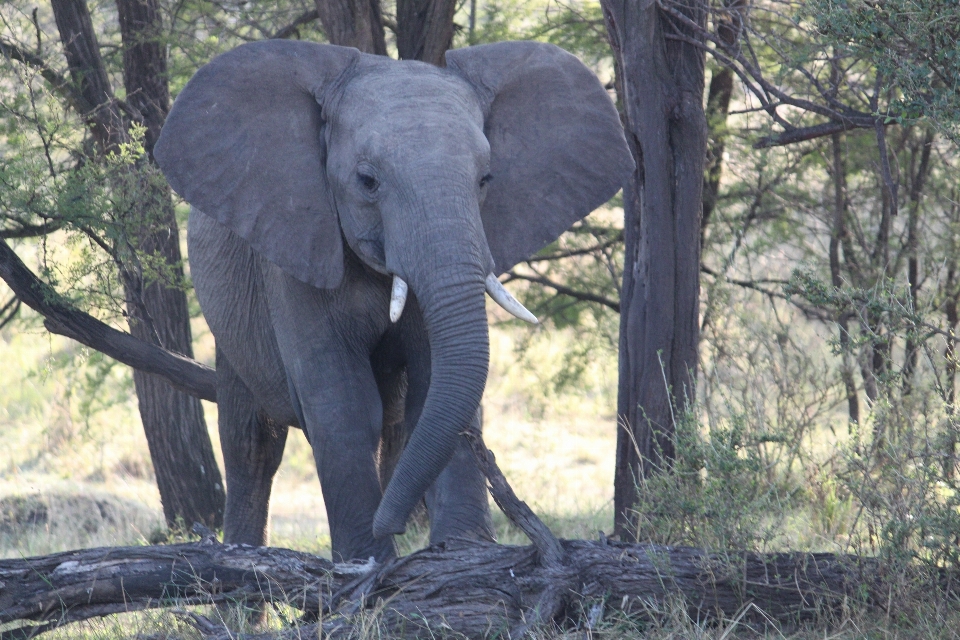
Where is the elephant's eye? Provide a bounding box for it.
[357,172,379,193]
[479,173,493,188]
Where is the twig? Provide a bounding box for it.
[0,296,20,330]
[0,38,92,114]
[528,234,624,261]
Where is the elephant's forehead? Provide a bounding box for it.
[338,64,483,127]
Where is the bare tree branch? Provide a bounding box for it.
[0,239,216,402]
[754,119,876,149]
[270,8,319,39]
[700,264,834,322]
[505,270,621,313]
[527,233,624,262]
[0,221,65,239]
[657,0,889,149]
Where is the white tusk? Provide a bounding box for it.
[485,273,539,324]
[389,275,408,323]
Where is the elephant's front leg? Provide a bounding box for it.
[217,347,289,547]
[294,355,397,562]
[264,260,396,561]
[424,407,495,544]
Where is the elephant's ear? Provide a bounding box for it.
[155,41,360,289]
[445,41,633,274]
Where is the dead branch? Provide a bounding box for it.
[753,120,865,149]
[0,239,216,401]
[270,9,320,39]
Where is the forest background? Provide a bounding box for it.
[2,0,960,637]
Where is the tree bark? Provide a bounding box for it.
[396,0,458,66]
[603,0,708,538]
[50,0,224,529]
[314,0,387,54]
[116,0,224,531]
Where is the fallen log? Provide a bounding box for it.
[0,433,889,639]
[0,534,882,639]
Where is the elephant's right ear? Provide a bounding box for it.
[155,41,359,289]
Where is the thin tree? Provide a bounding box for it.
[601,0,708,538]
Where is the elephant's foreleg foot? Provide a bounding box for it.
[425,409,495,545]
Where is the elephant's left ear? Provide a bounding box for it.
[445,41,633,274]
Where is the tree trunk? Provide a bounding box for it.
[314,0,387,54]
[116,0,224,530]
[602,0,707,538]
[901,127,934,395]
[945,198,960,480]
[396,0,458,66]
[700,67,732,247]
[51,0,224,529]
[700,0,744,248]
[830,131,860,425]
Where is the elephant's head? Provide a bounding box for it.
[154,40,631,538]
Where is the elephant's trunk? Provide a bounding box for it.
[373,251,489,538]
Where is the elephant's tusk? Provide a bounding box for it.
[389,275,408,323]
[485,273,539,324]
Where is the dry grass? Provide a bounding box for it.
[0,491,158,557]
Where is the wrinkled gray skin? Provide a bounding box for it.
[154,40,631,562]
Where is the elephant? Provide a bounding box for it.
[153,39,631,562]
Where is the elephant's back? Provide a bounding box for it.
[188,207,298,425]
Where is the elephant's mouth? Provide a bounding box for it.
[386,273,538,325]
